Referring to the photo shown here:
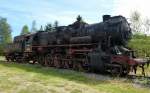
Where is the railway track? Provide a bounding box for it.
[127,74,150,80]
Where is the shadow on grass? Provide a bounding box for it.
[0,60,111,86]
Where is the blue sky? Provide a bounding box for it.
[0,0,149,37]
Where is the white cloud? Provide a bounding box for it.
[113,0,150,18]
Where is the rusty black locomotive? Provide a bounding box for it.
[5,15,149,76]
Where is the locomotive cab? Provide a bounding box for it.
[24,36,32,52]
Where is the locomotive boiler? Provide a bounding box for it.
[5,15,149,76]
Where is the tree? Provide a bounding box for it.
[31,20,37,33]
[45,23,53,32]
[54,20,58,28]
[0,17,12,44]
[53,21,58,32]
[130,11,141,33]
[40,25,43,31]
[0,17,12,55]
[20,25,29,35]
[143,18,150,34]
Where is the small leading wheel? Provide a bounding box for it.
[121,66,130,76]
[110,63,123,77]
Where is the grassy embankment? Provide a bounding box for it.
[0,58,150,93]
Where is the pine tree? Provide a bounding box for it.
[0,17,12,44]
[53,21,58,32]
[31,20,37,33]
[40,25,43,31]
[54,21,58,28]
[0,17,12,55]
[45,23,52,32]
[20,25,29,35]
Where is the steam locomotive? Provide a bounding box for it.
[4,15,149,76]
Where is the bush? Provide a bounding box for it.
[128,34,150,57]
[0,45,4,56]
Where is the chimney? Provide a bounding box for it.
[103,15,111,22]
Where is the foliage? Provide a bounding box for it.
[129,11,150,57]
[0,17,12,55]
[0,17,12,44]
[39,25,44,31]
[45,23,53,32]
[31,20,37,33]
[54,20,58,28]
[20,25,30,35]
[143,18,150,34]
[128,34,150,57]
[130,11,141,33]
[53,21,59,32]
[45,21,59,32]
[130,10,150,34]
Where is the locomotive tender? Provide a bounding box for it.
[5,15,149,76]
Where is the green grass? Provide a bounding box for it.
[0,57,149,93]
